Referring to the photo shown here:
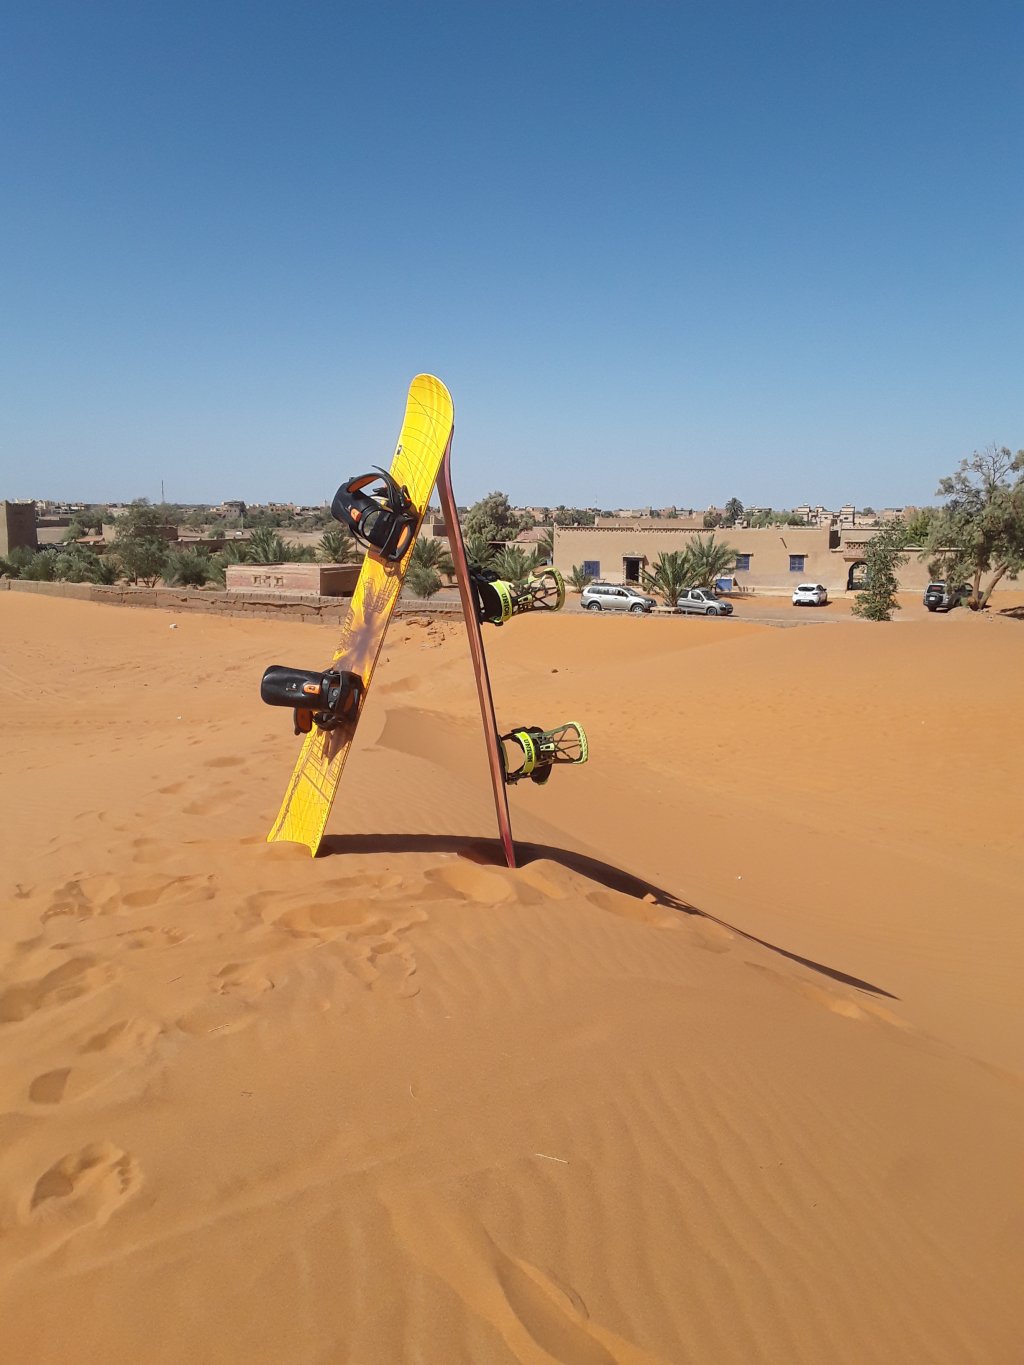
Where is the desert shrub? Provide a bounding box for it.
[406,563,442,598]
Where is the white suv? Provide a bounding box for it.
[581,583,656,613]
[792,583,829,606]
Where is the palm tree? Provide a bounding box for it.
[92,555,121,586]
[165,546,214,587]
[686,534,738,588]
[246,527,288,564]
[318,526,358,564]
[463,532,496,570]
[535,526,555,564]
[491,545,538,584]
[218,539,251,563]
[411,536,453,577]
[568,564,595,593]
[642,550,693,608]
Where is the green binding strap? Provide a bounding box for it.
[491,579,515,624]
[512,728,539,774]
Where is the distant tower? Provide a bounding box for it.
[1,501,38,557]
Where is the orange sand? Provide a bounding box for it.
[1,593,1022,1364]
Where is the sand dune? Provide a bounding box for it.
[1,593,1022,1363]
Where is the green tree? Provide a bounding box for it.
[405,562,442,597]
[246,527,288,564]
[53,544,103,582]
[463,491,528,543]
[411,536,453,577]
[535,526,555,563]
[491,545,538,583]
[208,539,250,587]
[902,507,935,545]
[463,532,496,570]
[553,506,596,526]
[723,497,744,526]
[568,564,594,593]
[112,502,171,585]
[165,547,214,587]
[3,545,38,577]
[318,526,358,564]
[62,518,90,543]
[22,550,57,581]
[642,550,693,608]
[923,445,1024,608]
[687,534,738,588]
[93,556,121,585]
[703,510,723,529]
[852,520,909,621]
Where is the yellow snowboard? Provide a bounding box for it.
[267,374,453,854]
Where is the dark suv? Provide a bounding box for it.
[923,582,969,612]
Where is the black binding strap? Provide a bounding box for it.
[331,467,416,562]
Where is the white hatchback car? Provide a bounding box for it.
[792,583,829,606]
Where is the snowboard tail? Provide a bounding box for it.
[266,375,453,855]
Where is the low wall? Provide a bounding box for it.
[0,578,463,623]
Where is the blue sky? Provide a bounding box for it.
[1,1,1020,509]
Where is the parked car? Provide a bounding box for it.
[581,583,656,613]
[676,587,734,616]
[792,583,829,607]
[923,582,970,612]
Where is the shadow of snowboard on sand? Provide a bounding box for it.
[319,833,898,1001]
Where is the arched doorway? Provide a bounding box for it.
[847,560,867,590]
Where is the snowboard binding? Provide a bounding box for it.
[499,722,588,786]
[331,465,417,562]
[470,567,566,626]
[261,665,365,736]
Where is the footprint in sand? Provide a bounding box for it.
[79,1017,161,1055]
[0,957,113,1026]
[424,861,515,905]
[215,961,275,1002]
[116,925,189,949]
[42,874,120,922]
[182,789,231,817]
[177,994,253,1037]
[343,919,422,999]
[29,1068,72,1104]
[26,1142,140,1245]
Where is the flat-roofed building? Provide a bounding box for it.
[554,522,935,594]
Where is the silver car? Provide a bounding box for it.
[581,583,656,613]
[676,587,734,616]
